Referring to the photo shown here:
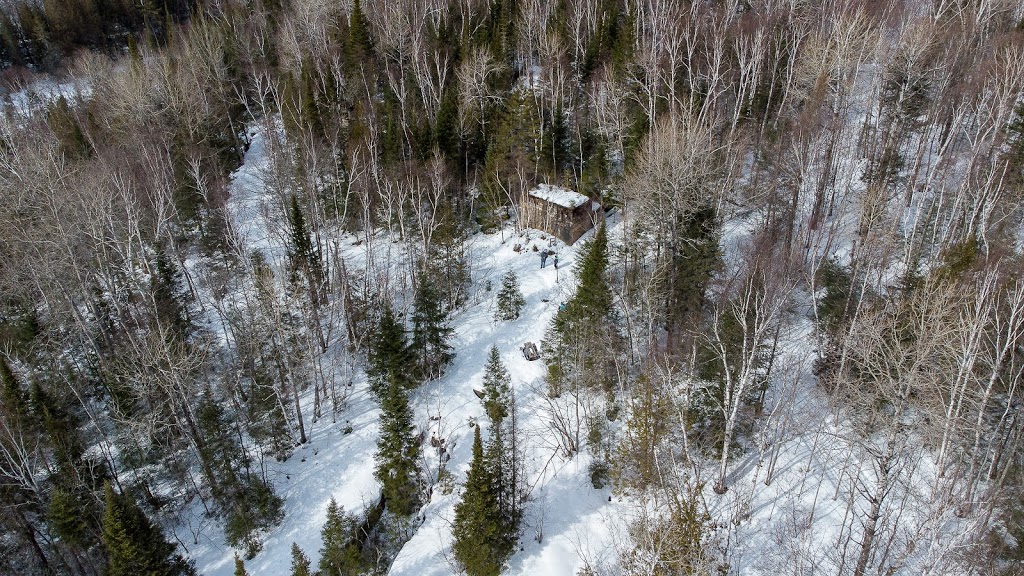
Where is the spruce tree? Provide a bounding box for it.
[0,356,29,427]
[411,276,454,381]
[48,483,99,553]
[367,305,415,397]
[481,346,511,425]
[31,380,85,470]
[484,423,519,538]
[479,349,520,544]
[233,553,248,576]
[374,378,421,517]
[152,244,193,342]
[544,222,621,395]
[494,270,525,321]
[348,0,374,59]
[318,498,362,575]
[568,221,612,321]
[435,84,461,160]
[33,379,107,527]
[47,96,92,160]
[101,483,193,576]
[451,426,511,576]
[196,390,284,557]
[290,543,313,576]
[288,195,325,293]
[667,205,719,338]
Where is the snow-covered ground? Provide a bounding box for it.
[179,124,623,575]
[1,76,91,119]
[178,120,982,575]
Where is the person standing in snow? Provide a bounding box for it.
[540,249,548,268]
[553,254,559,269]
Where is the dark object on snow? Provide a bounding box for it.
[553,254,559,269]
[472,387,485,399]
[513,243,522,252]
[521,341,540,361]
[540,250,548,268]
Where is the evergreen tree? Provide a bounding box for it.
[367,304,415,397]
[288,195,325,292]
[288,194,327,352]
[494,270,525,321]
[374,377,421,517]
[31,380,85,470]
[101,483,193,576]
[544,222,621,395]
[233,553,248,576]
[666,205,719,339]
[568,222,613,321]
[47,483,99,553]
[33,378,108,544]
[0,356,29,427]
[478,348,520,544]
[290,543,313,576]
[480,91,544,229]
[485,424,519,538]
[298,60,325,141]
[481,346,511,425]
[411,276,454,381]
[435,84,461,160]
[47,96,92,161]
[196,390,284,557]
[152,244,193,342]
[348,0,374,60]
[318,498,362,576]
[451,426,512,576]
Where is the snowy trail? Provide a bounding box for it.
[185,125,618,574]
[390,228,617,576]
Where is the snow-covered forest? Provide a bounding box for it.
[1,0,1024,574]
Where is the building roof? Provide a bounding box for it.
[528,184,589,209]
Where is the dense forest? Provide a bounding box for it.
[1,0,1024,574]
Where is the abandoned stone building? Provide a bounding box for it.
[520,184,604,245]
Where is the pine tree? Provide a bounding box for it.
[31,380,85,469]
[102,483,193,576]
[290,543,313,576]
[374,377,421,517]
[411,276,454,381]
[481,346,511,425]
[367,304,415,397]
[288,194,327,351]
[233,553,248,576]
[451,426,512,576]
[318,498,362,575]
[494,270,525,321]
